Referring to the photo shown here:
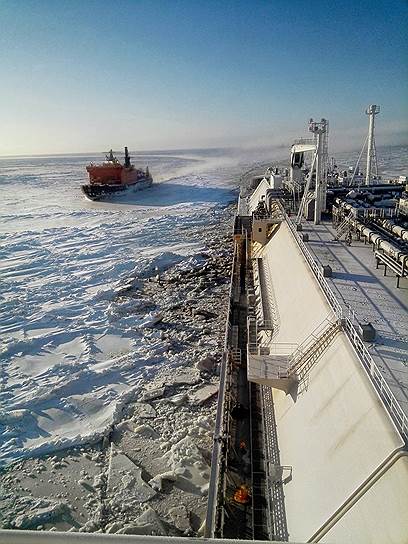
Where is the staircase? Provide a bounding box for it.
[287,320,341,382]
[247,318,341,392]
[251,257,279,339]
[248,317,258,354]
[256,258,274,331]
[334,214,352,241]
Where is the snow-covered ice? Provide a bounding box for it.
[0,150,238,466]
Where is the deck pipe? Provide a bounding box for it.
[329,184,405,195]
[334,199,408,268]
[378,219,408,243]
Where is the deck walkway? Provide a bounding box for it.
[303,220,408,421]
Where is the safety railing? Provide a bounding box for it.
[334,215,352,241]
[252,256,281,339]
[288,321,341,380]
[253,258,274,331]
[361,207,397,220]
[232,272,240,303]
[262,259,281,337]
[258,319,274,331]
[247,343,298,381]
[342,317,408,439]
[253,212,284,222]
[205,240,238,537]
[248,318,340,383]
[248,359,289,382]
[282,206,408,442]
[288,317,337,369]
[0,530,297,544]
[294,137,315,145]
[260,385,289,540]
[284,213,344,318]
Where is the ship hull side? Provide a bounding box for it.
[81,177,152,201]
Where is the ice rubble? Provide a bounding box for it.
[151,431,212,496]
[107,445,157,504]
[0,209,233,466]
[1,238,232,532]
[0,152,236,534]
[9,496,71,530]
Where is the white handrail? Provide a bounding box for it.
[288,318,339,372]
[0,530,275,544]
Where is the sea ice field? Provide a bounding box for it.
[0,149,244,466]
[0,144,406,534]
[0,148,256,534]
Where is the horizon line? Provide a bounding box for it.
[1,141,407,160]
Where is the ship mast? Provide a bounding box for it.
[309,118,328,225]
[365,104,380,185]
[351,104,380,186]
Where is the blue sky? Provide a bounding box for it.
[0,0,407,155]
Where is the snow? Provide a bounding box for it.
[0,150,238,467]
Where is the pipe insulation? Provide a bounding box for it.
[380,220,408,242]
[333,199,408,267]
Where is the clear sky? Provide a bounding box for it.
[1,0,407,155]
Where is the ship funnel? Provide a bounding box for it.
[124,146,131,168]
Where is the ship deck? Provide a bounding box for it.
[206,206,408,540]
[302,220,408,420]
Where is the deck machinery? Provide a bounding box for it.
[205,107,408,542]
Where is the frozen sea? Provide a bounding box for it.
[0,144,406,467]
[0,149,244,466]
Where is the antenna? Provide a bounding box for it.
[365,104,380,185]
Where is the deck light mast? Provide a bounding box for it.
[309,118,328,225]
[365,104,380,185]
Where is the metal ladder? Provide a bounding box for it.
[334,215,351,241]
[287,321,341,381]
[257,259,274,332]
